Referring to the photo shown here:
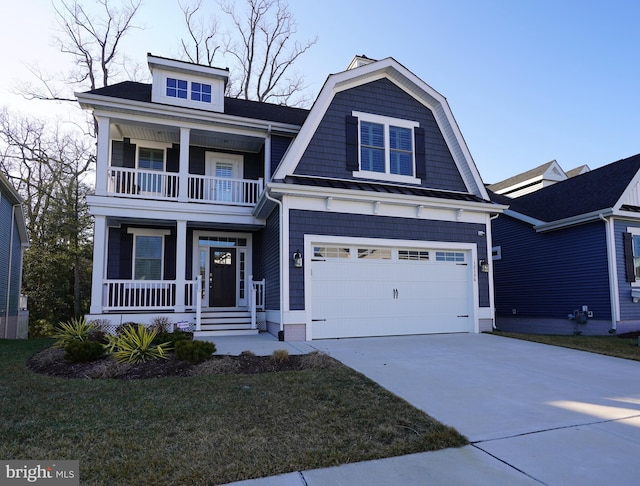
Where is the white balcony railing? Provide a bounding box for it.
[108,167,179,199]
[188,175,263,205]
[106,167,263,206]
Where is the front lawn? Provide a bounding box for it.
[0,339,467,485]
[493,331,640,362]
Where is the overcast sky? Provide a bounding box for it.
[1,0,639,184]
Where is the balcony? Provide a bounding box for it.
[107,167,263,206]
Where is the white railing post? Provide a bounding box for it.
[195,275,202,332]
[250,277,257,330]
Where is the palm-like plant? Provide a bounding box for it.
[52,317,95,348]
[111,324,171,364]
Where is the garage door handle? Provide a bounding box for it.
[393,289,399,299]
[312,319,326,322]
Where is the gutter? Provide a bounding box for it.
[599,213,618,332]
[263,189,285,337]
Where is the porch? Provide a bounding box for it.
[91,277,266,336]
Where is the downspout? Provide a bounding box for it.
[489,212,500,331]
[599,213,618,332]
[263,189,285,336]
[5,204,18,339]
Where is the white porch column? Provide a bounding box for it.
[174,220,187,312]
[178,127,190,202]
[264,129,272,182]
[95,116,110,196]
[90,215,107,314]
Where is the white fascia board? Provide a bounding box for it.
[613,167,640,211]
[502,209,546,227]
[533,209,614,233]
[271,57,489,200]
[147,55,229,80]
[267,182,505,214]
[75,92,302,135]
[87,195,265,225]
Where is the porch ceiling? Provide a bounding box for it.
[110,121,265,153]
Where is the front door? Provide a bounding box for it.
[209,249,236,307]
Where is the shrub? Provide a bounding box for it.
[174,340,216,363]
[52,317,95,348]
[154,330,193,345]
[190,356,240,376]
[299,351,338,369]
[63,340,105,363]
[110,324,171,364]
[149,316,172,334]
[272,349,290,363]
[115,322,139,336]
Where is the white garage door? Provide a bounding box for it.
[311,244,473,339]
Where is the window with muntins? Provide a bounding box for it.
[166,78,188,99]
[351,111,421,184]
[134,235,163,280]
[191,82,212,103]
[138,148,164,193]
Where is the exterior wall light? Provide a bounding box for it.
[479,259,490,273]
[293,250,303,268]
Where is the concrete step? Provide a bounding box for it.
[194,328,259,338]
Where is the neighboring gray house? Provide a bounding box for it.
[0,173,29,339]
[77,53,502,340]
[491,154,640,335]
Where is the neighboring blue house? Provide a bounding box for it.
[490,154,640,335]
[77,53,502,340]
[0,173,29,339]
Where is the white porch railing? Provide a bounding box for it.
[106,168,263,206]
[108,167,179,199]
[188,175,263,205]
[103,280,176,311]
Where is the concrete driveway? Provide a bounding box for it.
[312,333,640,485]
[216,333,640,485]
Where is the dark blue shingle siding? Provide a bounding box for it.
[493,216,611,320]
[293,78,467,192]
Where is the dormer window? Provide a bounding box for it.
[166,78,188,99]
[191,82,212,103]
[351,111,421,184]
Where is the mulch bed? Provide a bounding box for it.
[27,347,319,380]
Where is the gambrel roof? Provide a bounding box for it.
[272,56,489,200]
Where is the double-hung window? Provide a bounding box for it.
[138,147,165,194]
[134,235,163,280]
[352,111,421,184]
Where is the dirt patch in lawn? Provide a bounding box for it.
[27,347,339,380]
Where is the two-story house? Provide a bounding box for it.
[77,53,503,341]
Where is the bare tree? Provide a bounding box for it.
[19,0,143,102]
[179,0,221,66]
[180,0,317,106]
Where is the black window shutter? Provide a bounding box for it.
[123,140,136,169]
[120,231,133,280]
[414,126,426,180]
[345,115,359,171]
[164,233,176,280]
[166,144,180,173]
[623,232,636,282]
[111,141,124,167]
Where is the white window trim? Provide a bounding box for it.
[352,110,421,185]
[128,228,171,281]
[628,227,640,287]
[132,140,172,171]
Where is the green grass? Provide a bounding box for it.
[0,339,467,485]
[493,331,640,361]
